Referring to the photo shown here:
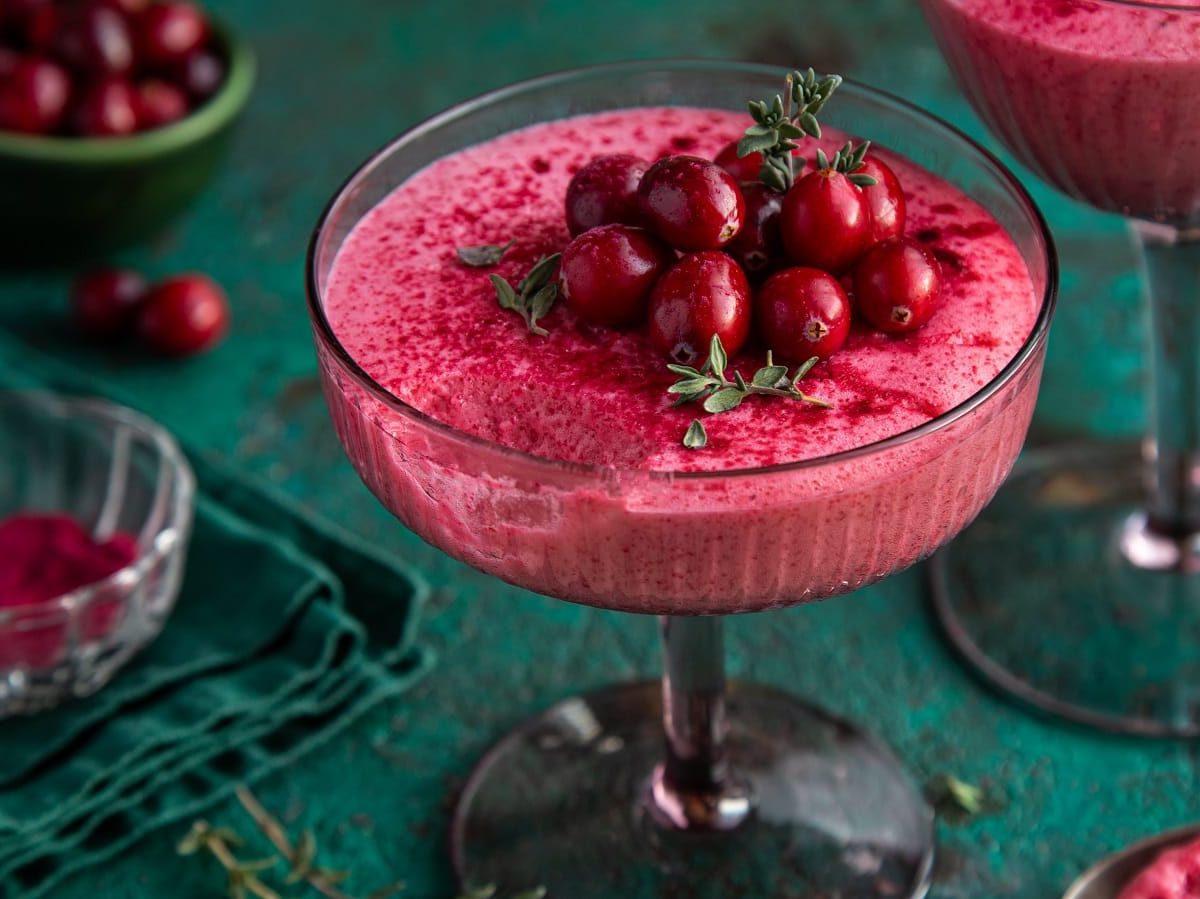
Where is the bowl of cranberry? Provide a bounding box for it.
[0,0,255,263]
[0,390,195,715]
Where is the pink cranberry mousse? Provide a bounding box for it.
[1118,835,1200,899]
[317,107,1046,613]
[923,0,1200,222]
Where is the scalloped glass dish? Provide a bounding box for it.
[0,392,195,715]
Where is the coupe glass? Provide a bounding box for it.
[921,0,1200,735]
[306,61,1055,899]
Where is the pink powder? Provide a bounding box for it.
[0,513,136,668]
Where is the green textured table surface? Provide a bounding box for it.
[0,2,1171,897]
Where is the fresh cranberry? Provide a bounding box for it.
[0,48,19,78]
[104,0,153,14]
[137,1,209,69]
[726,182,784,280]
[860,155,906,245]
[71,78,138,136]
[52,2,134,76]
[714,140,763,183]
[780,167,872,273]
[171,48,225,101]
[135,78,188,129]
[756,267,851,361]
[0,56,70,134]
[638,155,745,251]
[2,0,54,49]
[648,251,751,362]
[853,239,942,334]
[559,224,673,327]
[71,268,148,340]
[564,153,647,237]
[136,274,230,356]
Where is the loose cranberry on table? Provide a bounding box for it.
[136,273,230,356]
[71,267,148,341]
[648,250,751,362]
[559,224,673,327]
[756,267,851,361]
[725,182,784,280]
[714,140,763,183]
[637,155,745,251]
[137,1,209,68]
[780,164,872,273]
[564,153,647,237]
[859,155,906,244]
[853,239,942,334]
[71,77,138,136]
[51,2,134,76]
[0,56,70,134]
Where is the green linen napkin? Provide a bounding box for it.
[0,338,435,898]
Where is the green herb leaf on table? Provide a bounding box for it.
[741,67,843,191]
[926,773,1000,823]
[669,336,832,448]
[456,240,515,267]
[491,253,563,336]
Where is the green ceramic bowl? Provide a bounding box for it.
[0,24,255,266]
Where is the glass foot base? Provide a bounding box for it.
[930,442,1200,737]
[451,681,934,899]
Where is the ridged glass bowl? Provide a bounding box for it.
[0,392,195,715]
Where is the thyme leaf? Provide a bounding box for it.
[490,253,562,336]
[456,239,515,267]
[669,336,832,448]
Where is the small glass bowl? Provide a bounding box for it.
[0,392,195,716]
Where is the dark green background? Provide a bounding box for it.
[0,2,1169,897]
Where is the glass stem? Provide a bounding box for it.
[1124,223,1200,570]
[645,615,751,831]
[1140,226,1200,528]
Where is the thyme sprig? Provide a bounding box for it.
[669,335,832,447]
[738,68,843,192]
[180,786,545,899]
[817,140,878,187]
[490,253,562,336]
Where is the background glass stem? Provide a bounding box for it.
[1136,224,1200,538]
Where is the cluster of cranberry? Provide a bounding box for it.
[71,267,229,356]
[0,0,223,137]
[558,139,941,365]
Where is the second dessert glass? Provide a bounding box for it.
[922,0,1200,736]
[307,61,1056,899]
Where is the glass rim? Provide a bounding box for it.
[1095,0,1200,10]
[0,390,195,619]
[305,58,1058,483]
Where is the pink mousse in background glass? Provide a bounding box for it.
[920,0,1200,739]
[925,0,1200,223]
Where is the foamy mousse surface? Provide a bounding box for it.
[325,107,1038,474]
